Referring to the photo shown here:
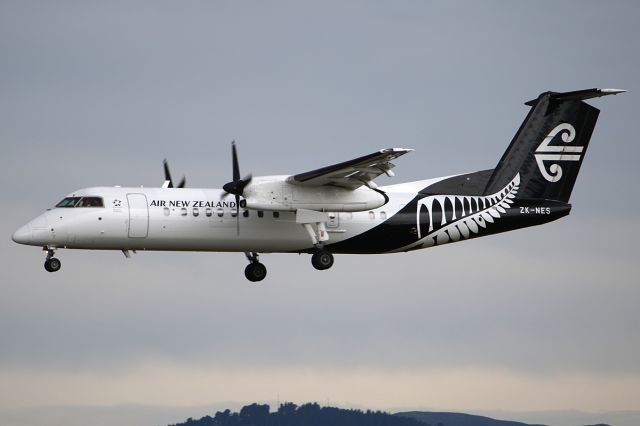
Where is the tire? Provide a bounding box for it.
[311,250,334,270]
[45,257,61,272]
[244,262,267,282]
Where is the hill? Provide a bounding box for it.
[170,402,426,426]
[397,411,544,426]
[169,403,612,426]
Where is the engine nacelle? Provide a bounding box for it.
[243,176,387,212]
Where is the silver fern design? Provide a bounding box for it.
[393,173,521,252]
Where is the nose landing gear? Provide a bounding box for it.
[244,252,266,282]
[43,248,61,272]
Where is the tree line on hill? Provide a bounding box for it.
[170,402,430,426]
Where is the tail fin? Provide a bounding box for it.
[484,88,624,202]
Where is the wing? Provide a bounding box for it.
[287,148,413,189]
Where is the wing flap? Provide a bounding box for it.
[288,148,412,189]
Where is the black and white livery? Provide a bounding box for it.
[12,88,624,281]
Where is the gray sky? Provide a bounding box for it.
[1,1,639,425]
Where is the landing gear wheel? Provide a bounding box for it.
[311,250,334,270]
[44,257,61,273]
[244,262,267,282]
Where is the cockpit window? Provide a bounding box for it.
[56,197,81,208]
[55,196,104,208]
[76,197,104,207]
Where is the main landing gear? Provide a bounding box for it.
[244,252,267,282]
[296,209,337,272]
[241,248,334,281]
[311,248,334,270]
[43,248,61,272]
[241,208,339,281]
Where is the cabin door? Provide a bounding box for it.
[127,193,149,238]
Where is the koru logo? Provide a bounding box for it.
[534,123,583,182]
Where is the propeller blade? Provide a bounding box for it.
[231,141,240,182]
[235,194,240,236]
[163,159,186,189]
[222,141,251,236]
[224,142,242,195]
[163,159,174,188]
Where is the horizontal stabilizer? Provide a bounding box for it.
[525,88,626,106]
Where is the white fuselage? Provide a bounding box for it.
[12,179,442,254]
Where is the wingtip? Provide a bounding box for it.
[601,88,627,95]
[382,147,414,154]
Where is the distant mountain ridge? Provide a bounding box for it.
[397,411,545,426]
[169,403,612,426]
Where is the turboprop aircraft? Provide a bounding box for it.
[12,88,624,281]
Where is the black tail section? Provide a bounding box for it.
[483,88,622,202]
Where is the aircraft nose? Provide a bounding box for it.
[12,212,50,246]
[12,223,32,245]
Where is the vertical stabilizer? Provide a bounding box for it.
[483,88,624,202]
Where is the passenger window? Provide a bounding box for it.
[181,207,187,216]
[192,207,199,217]
[163,207,170,216]
[380,211,387,220]
[231,209,237,218]
[258,211,264,218]
[368,211,375,220]
[205,207,212,217]
[243,210,249,218]
[217,208,224,217]
[273,211,280,218]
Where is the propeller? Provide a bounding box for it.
[163,159,186,188]
[222,141,252,235]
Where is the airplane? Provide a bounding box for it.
[12,88,624,282]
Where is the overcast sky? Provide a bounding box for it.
[1,1,639,426]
